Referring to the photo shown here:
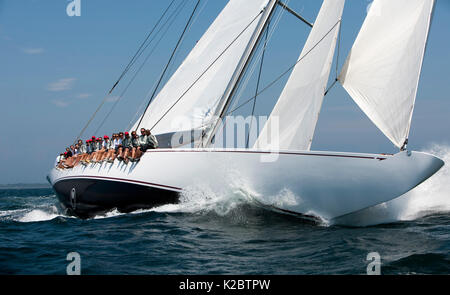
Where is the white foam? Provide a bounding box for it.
[0,209,28,218]
[0,205,69,223]
[151,183,254,216]
[17,209,61,223]
[398,144,450,219]
[333,144,450,226]
[149,169,259,216]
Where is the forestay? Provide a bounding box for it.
[255,0,345,151]
[339,0,435,149]
[132,0,271,136]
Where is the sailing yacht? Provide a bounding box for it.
[48,0,444,219]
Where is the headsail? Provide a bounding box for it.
[339,0,435,149]
[132,0,272,137]
[255,0,345,151]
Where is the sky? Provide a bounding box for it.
[0,0,449,184]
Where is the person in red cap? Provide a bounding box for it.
[87,137,102,163]
[62,147,76,168]
[82,139,92,164]
[100,135,114,162]
[97,135,108,161]
[84,136,97,163]
[92,137,105,163]
[87,139,94,163]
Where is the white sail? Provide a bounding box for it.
[255,0,345,151]
[132,0,271,136]
[339,0,435,148]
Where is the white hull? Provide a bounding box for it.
[48,149,444,220]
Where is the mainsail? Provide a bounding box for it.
[339,0,435,149]
[255,0,345,151]
[132,0,272,137]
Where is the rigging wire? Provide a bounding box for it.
[94,0,190,135]
[203,0,282,148]
[73,0,179,142]
[157,2,289,149]
[226,20,342,116]
[214,0,290,147]
[109,0,177,94]
[135,0,202,131]
[336,18,342,79]
[325,18,342,96]
[246,22,269,148]
[127,0,209,131]
[147,10,265,133]
[164,0,209,81]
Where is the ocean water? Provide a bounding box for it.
[0,145,449,275]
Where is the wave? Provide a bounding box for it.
[151,177,258,216]
[0,192,72,223]
[146,171,328,226]
[383,253,450,274]
[0,205,69,223]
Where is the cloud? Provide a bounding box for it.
[51,100,70,108]
[106,96,120,103]
[22,48,44,55]
[76,93,92,99]
[47,78,76,92]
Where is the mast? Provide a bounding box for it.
[202,0,278,147]
[130,0,279,140]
